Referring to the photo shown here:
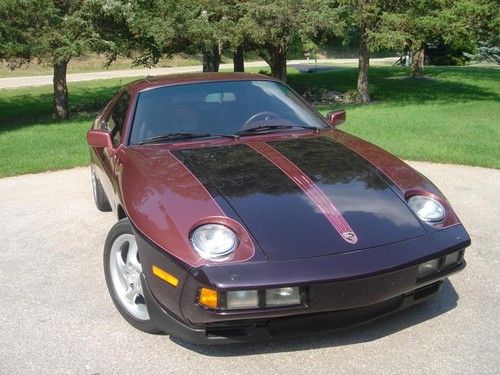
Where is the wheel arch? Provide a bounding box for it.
[117,204,127,220]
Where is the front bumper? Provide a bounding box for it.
[135,224,469,344]
[143,275,449,345]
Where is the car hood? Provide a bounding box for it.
[168,136,427,262]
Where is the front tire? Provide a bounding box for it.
[104,218,160,333]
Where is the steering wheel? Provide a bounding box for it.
[241,111,280,130]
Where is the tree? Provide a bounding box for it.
[225,1,247,72]
[445,0,499,61]
[123,0,245,73]
[356,1,371,103]
[188,1,240,72]
[335,0,389,103]
[0,1,36,70]
[349,0,384,103]
[372,1,444,77]
[74,0,347,81]
[120,0,192,68]
[0,0,120,119]
[338,0,497,103]
[241,0,345,82]
[371,0,492,77]
[233,44,245,72]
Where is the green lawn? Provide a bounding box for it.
[288,66,500,168]
[0,66,499,177]
[0,78,136,177]
[0,116,92,175]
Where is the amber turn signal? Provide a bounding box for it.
[198,287,218,309]
[152,265,179,287]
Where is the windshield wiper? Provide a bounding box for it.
[139,132,236,145]
[139,124,318,144]
[235,124,318,136]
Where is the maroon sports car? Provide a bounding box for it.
[87,73,470,344]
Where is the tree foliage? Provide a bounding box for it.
[335,0,386,102]
[240,0,346,81]
[122,0,244,71]
[0,0,119,66]
[368,0,499,76]
[0,0,122,118]
[110,0,347,79]
[1,0,497,119]
[0,0,46,67]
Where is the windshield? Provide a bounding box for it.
[129,80,327,144]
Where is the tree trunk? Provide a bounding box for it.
[202,48,214,72]
[212,44,221,72]
[268,46,287,82]
[53,59,69,119]
[411,44,425,77]
[356,28,370,104]
[202,44,221,72]
[233,44,245,72]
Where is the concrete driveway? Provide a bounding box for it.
[0,161,498,374]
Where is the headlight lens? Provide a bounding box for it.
[226,290,259,309]
[190,224,238,260]
[418,259,440,278]
[444,251,461,268]
[407,195,446,222]
[265,287,301,307]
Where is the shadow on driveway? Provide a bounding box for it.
[173,279,458,356]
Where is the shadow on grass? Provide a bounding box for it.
[1,66,498,131]
[425,66,500,81]
[0,114,94,135]
[0,84,121,130]
[173,279,459,356]
[289,66,500,105]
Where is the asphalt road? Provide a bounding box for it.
[0,58,397,89]
[0,161,498,374]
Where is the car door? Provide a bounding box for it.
[97,92,131,206]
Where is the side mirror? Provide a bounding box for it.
[326,110,346,127]
[87,130,113,149]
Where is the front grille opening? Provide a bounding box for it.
[413,282,441,301]
[269,295,403,336]
[206,327,250,338]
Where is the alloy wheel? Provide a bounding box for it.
[108,234,149,320]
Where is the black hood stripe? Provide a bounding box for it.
[173,143,352,260]
[172,138,425,261]
[246,141,358,244]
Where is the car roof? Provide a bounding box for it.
[124,72,278,94]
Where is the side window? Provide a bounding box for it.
[104,92,130,146]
